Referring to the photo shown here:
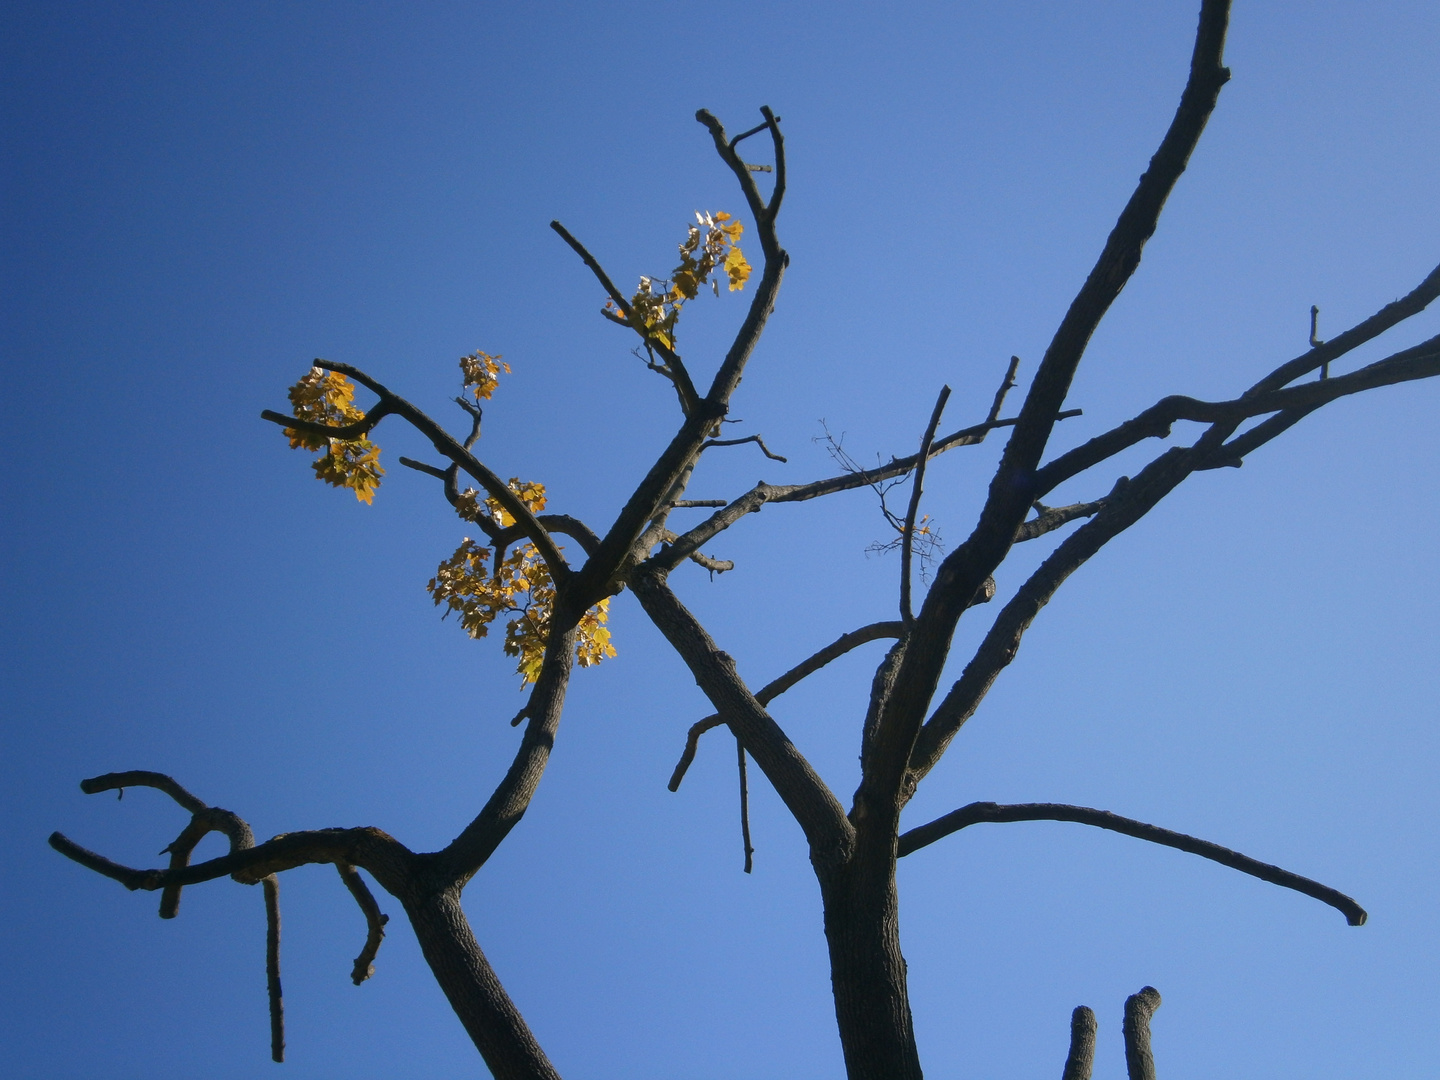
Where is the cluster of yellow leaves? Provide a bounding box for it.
[459,350,510,401]
[606,211,751,348]
[429,478,616,685]
[284,368,384,504]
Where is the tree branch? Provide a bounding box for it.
[1015,500,1106,543]
[669,620,906,791]
[549,219,701,415]
[264,875,285,1062]
[434,619,579,886]
[632,569,854,865]
[701,433,788,462]
[901,386,951,624]
[856,0,1234,848]
[737,738,755,874]
[641,409,1083,577]
[262,362,569,577]
[897,801,1366,925]
[1042,262,1440,498]
[1123,987,1162,1080]
[573,109,791,605]
[337,863,390,986]
[1062,1005,1097,1080]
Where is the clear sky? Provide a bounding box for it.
[3,2,1437,1077]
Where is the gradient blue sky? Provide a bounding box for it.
[3,3,1438,1077]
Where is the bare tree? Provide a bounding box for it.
[50,2,1440,1077]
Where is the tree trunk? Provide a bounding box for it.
[404,887,562,1080]
[822,864,923,1080]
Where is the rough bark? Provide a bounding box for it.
[821,864,922,1080]
[404,886,561,1080]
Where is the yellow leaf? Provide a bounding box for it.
[282,368,384,503]
[459,350,509,401]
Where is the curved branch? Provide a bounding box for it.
[261,400,395,443]
[50,825,415,894]
[434,619,579,886]
[897,801,1367,926]
[1036,327,1440,496]
[701,433,788,462]
[669,620,905,790]
[1123,987,1162,1080]
[81,770,206,813]
[263,362,569,578]
[337,863,390,986]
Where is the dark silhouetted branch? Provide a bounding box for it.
[669,620,906,791]
[898,801,1366,925]
[263,362,568,577]
[987,356,1022,425]
[737,739,755,874]
[398,456,449,480]
[857,1,1235,836]
[264,875,284,1062]
[550,219,701,415]
[1035,263,1440,496]
[1123,987,1162,1080]
[1015,500,1106,542]
[901,387,951,623]
[337,863,390,986]
[702,433,788,462]
[643,409,1082,576]
[633,570,853,864]
[1062,1005,1096,1080]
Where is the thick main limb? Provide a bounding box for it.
[855,0,1235,848]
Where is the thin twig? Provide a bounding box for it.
[702,433,787,462]
[897,801,1367,925]
[737,739,754,873]
[263,875,285,1063]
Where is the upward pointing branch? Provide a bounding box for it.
[853,0,1234,838]
[900,386,951,624]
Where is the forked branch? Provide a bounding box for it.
[897,801,1366,925]
[261,362,568,575]
[669,620,906,790]
[51,773,297,1061]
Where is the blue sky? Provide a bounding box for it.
[3,2,1437,1077]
